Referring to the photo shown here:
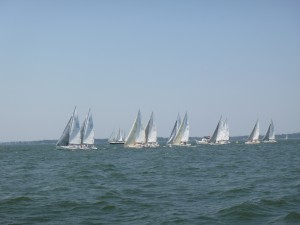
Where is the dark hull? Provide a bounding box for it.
[109,142,125,145]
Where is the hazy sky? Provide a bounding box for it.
[0,0,299,141]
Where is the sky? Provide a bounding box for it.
[0,0,299,141]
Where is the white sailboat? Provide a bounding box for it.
[169,112,190,146]
[167,114,181,144]
[109,128,126,144]
[80,109,97,149]
[245,120,260,144]
[124,110,145,148]
[208,117,230,145]
[144,112,159,148]
[56,107,81,149]
[263,120,276,143]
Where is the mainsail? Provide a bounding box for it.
[223,118,230,141]
[263,120,276,142]
[124,110,145,147]
[56,117,72,146]
[172,112,189,145]
[246,120,260,143]
[167,114,181,144]
[145,112,157,144]
[209,117,223,144]
[80,109,95,145]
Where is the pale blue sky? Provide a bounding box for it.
[0,0,299,141]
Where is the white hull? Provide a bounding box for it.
[124,142,144,148]
[56,145,97,150]
[245,140,260,144]
[144,142,159,148]
[209,141,230,145]
[169,142,191,147]
[263,140,277,143]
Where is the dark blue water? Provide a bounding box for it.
[1,140,300,224]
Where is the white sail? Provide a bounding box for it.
[56,117,72,146]
[209,117,222,144]
[167,114,181,144]
[135,123,145,144]
[145,112,158,146]
[246,120,260,143]
[124,110,145,147]
[223,119,230,141]
[172,112,189,145]
[81,109,95,145]
[209,116,229,144]
[69,107,81,145]
[117,129,125,142]
[263,120,276,142]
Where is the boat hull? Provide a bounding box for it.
[109,142,125,144]
[56,145,97,150]
[245,140,260,144]
[263,140,277,143]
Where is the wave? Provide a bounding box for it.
[0,196,32,205]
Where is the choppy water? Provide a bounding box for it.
[1,140,300,225]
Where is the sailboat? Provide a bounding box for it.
[56,107,81,149]
[208,116,230,145]
[167,114,181,144]
[80,109,97,149]
[262,120,276,143]
[144,112,159,148]
[245,120,260,144]
[124,110,145,148]
[169,112,190,146]
[109,128,126,144]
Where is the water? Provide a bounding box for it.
[1,140,300,225]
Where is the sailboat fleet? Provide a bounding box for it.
[56,108,277,149]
